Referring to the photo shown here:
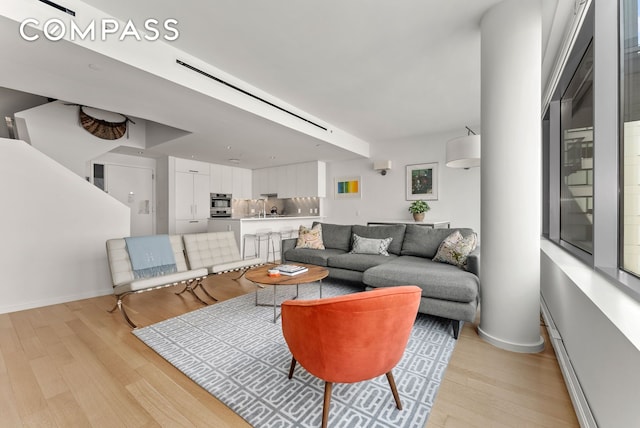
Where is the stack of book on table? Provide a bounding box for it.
[274,264,309,276]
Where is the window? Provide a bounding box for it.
[543,0,640,299]
[560,42,594,254]
[622,0,640,276]
[544,4,594,263]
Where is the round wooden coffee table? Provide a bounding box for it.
[245,263,329,322]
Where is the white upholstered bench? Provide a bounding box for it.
[182,231,264,278]
[106,235,209,328]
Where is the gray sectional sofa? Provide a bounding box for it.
[281,222,480,338]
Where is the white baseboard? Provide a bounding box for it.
[540,296,597,428]
[0,289,112,315]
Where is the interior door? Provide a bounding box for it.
[106,164,154,236]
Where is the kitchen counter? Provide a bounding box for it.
[208,216,325,260]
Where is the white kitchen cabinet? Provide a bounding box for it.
[252,168,267,198]
[210,163,233,194]
[174,157,210,175]
[277,164,297,199]
[252,161,326,199]
[232,167,252,199]
[295,161,326,197]
[175,219,208,234]
[175,171,210,220]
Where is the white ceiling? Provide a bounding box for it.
[0,0,569,169]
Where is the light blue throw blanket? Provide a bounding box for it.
[125,235,177,279]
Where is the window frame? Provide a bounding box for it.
[543,0,640,302]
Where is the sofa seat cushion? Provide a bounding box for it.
[327,253,397,272]
[283,248,346,267]
[363,256,479,303]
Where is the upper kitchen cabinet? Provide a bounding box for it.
[296,161,326,198]
[174,157,210,175]
[252,161,326,199]
[232,167,252,199]
[210,163,252,199]
[210,163,233,194]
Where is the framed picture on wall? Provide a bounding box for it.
[334,176,361,199]
[406,163,438,200]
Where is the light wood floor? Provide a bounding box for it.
[0,272,579,427]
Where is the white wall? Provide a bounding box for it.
[15,101,146,179]
[541,242,640,427]
[323,130,481,235]
[0,87,47,138]
[0,138,129,314]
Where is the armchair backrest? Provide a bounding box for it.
[281,286,421,384]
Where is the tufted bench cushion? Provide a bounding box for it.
[182,231,263,274]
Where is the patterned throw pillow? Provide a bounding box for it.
[350,233,393,256]
[295,224,325,249]
[432,231,478,269]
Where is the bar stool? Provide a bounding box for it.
[242,230,271,261]
[272,229,296,263]
[267,231,282,263]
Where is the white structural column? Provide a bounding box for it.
[478,0,544,352]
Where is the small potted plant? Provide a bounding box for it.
[408,200,430,222]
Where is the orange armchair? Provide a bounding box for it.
[281,285,421,428]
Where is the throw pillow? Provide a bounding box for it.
[350,233,393,256]
[433,231,478,269]
[295,224,325,249]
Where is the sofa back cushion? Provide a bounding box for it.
[351,224,406,255]
[313,222,352,252]
[401,225,475,259]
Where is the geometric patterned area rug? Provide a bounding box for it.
[133,281,456,428]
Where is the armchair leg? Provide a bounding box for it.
[288,357,297,379]
[322,381,333,428]
[386,371,402,410]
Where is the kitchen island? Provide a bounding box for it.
[208,216,324,262]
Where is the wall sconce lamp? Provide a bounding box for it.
[446,126,481,169]
[373,160,392,175]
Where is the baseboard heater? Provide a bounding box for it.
[540,296,597,428]
[176,59,327,132]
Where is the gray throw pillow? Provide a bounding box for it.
[350,233,393,256]
[351,224,406,255]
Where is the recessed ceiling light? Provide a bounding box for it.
[229,158,240,164]
[270,156,276,160]
[226,145,232,150]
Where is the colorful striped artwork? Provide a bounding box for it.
[334,176,361,199]
[337,179,359,194]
